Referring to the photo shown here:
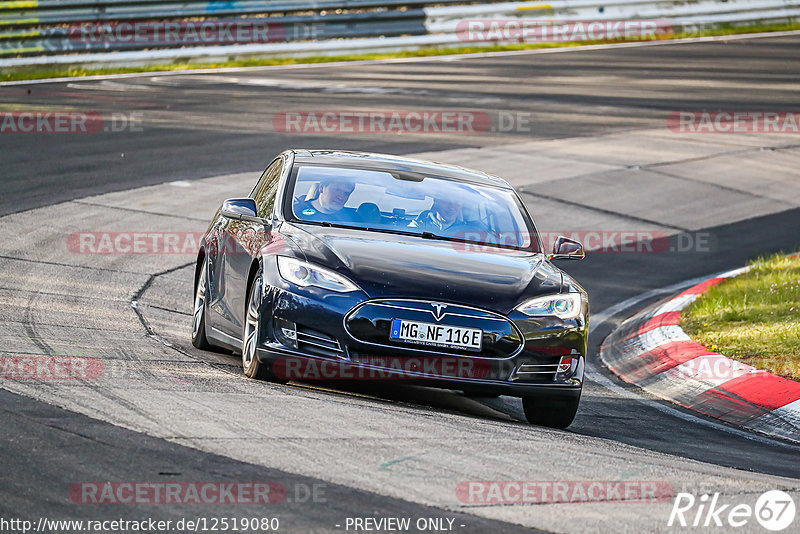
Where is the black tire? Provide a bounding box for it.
[522,395,581,429]
[191,261,212,350]
[242,269,270,380]
[242,268,287,383]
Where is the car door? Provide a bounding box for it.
[220,157,284,336]
[204,206,236,335]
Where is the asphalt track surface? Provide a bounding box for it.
[1,33,800,532]
[3,33,800,217]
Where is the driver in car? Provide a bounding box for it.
[409,196,465,233]
[294,178,356,222]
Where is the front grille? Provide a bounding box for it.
[296,325,346,359]
[345,299,522,358]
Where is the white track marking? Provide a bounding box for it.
[746,400,800,441]
[629,325,692,354]
[651,294,699,315]
[586,274,800,451]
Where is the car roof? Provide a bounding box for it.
[290,149,513,189]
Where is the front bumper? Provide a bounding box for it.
[257,285,587,398]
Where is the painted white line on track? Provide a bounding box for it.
[747,399,800,438]
[2,29,800,87]
[652,294,699,315]
[661,354,758,387]
[630,325,692,354]
[586,272,800,451]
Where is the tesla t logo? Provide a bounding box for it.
[431,303,448,321]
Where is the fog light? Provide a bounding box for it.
[556,356,579,379]
[275,318,297,349]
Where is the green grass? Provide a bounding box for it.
[681,254,800,381]
[3,21,800,82]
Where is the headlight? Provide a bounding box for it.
[516,293,583,320]
[277,256,359,293]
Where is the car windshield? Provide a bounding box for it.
[287,164,538,251]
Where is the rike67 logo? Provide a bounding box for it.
[669,490,796,531]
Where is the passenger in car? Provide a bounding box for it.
[409,196,465,233]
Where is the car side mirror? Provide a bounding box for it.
[548,236,585,261]
[220,198,268,225]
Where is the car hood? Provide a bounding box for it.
[280,223,563,314]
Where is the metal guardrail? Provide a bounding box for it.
[426,0,800,28]
[1,0,435,26]
[0,0,798,64]
[0,0,436,55]
[1,10,429,55]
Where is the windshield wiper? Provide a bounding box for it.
[420,231,449,241]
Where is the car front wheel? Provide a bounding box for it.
[242,270,270,379]
[522,395,580,429]
[242,269,287,383]
[191,261,212,350]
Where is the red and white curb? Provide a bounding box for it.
[600,264,800,443]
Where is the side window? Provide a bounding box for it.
[251,159,283,219]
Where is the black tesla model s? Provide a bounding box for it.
[192,149,588,428]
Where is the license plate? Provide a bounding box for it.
[390,319,482,351]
